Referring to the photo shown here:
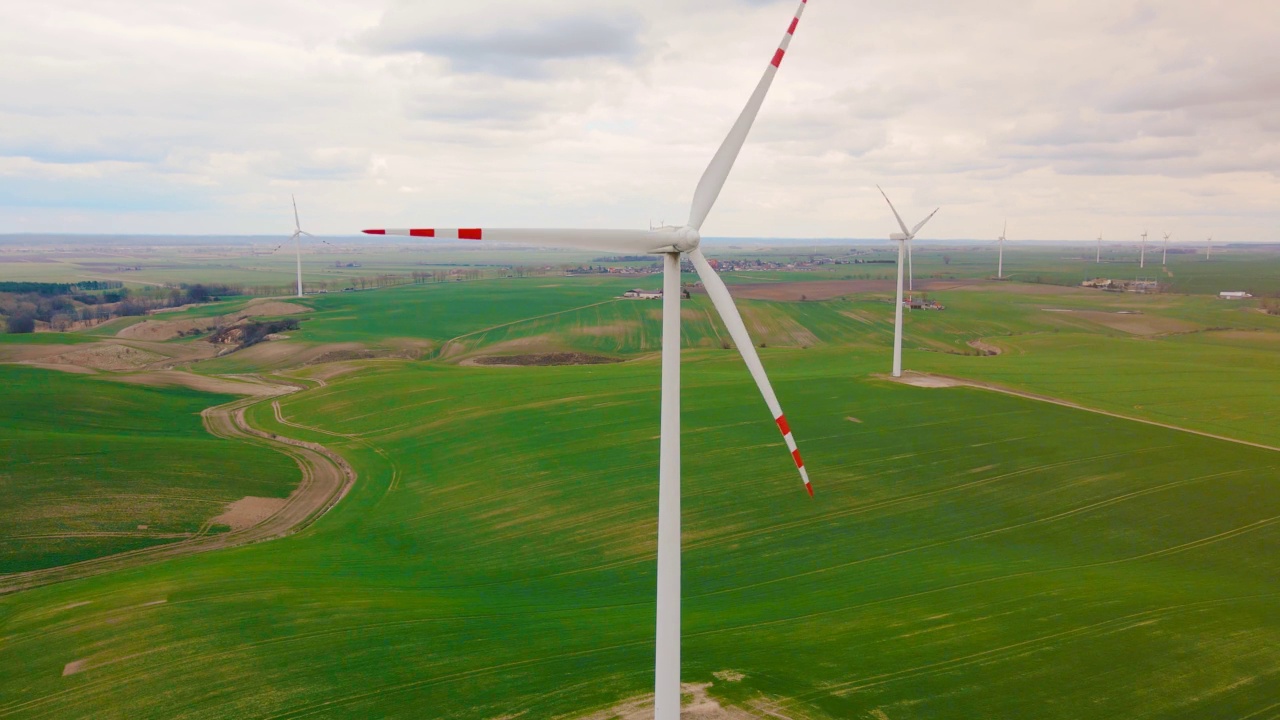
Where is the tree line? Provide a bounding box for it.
[1,283,238,333]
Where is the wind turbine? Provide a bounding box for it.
[289,196,314,298]
[1206,235,1213,260]
[1140,231,1148,269]
[996,221,1007,279]
[1096,234,1103,263]
[1162,231,1171,266]
[363,4,813,718]
[876,187,939,378]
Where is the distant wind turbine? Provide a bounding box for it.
[997,221,1007,279]
[1096,233,1103,264]
[1140,231,1148,269]
[289,196,314,298]
[877,186,939,378]
[362,4,814,718]
[1162,231,1171,266]
[1206,236,1213,260]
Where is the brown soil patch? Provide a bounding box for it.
[117,299,309,341]
[473,353,623,367]
[106,371,290,396]
[446,333,565,361]
[242,299,309,316]
[222,341,369,368]
[712,278,980,302]
[62,659,88,676]
[1068,310,1200,336]
[967,340,1002,355]
[0,343,87,363]
[117,318,218,342]
[308,349,378,365]
[845,416,863,423]
[210,496,289,531]
[577,320,639,337]
[12,362,99,375]
[883,372,968,388]
[571,683,761,720]
[44,344,166,371]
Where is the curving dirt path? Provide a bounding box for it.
[0,377,356,595]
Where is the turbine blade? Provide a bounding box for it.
[877,186,911,237]
[299,231,315,237]
[361,227,674,254]
[910,208,940,236]
[907,239,914,292]
[292,195,301,232]
[688,248,812,496]
[687,0,808,230]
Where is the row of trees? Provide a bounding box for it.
[0,283,238,333]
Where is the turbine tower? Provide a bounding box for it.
[1140,230,1148,269]
[289,196,313,298]
[1162,231,1171,266]
[1096,233,1102,263]
[1206,235,1213,260]
[877,187,939,378]
[363,5,813,718]
[997,221,1007,279]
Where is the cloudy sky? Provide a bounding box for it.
[2,0,1277,241]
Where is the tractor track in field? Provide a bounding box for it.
[0,377,355,596]
[888,371,1280,454]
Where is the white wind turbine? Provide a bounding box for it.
[996,221,1008,279]
[1096,233,1103,263]
[363,4,813,718]
[288,196,314,298]
[1206,235,1213,260]
[1140,230,1148,268]
[876,187,939,378]
[1162,231,1171,266]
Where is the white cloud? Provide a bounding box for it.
[0,0,1276,242]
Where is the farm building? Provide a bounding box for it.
[621,289,690,300]
[623,289,662,299]
[905,298,944,310]
[1219,291,1253,299]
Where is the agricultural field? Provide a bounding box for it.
[2,350,1279,718]
[0,365,299,574]
[1,240,1278,718]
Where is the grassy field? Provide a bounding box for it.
[0,365,299,574]
[0,349,1278,718]
[2,242,1280,718]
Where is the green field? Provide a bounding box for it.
[0,365,299,574]
[2,242,1279,718]
[2,349,1278,718]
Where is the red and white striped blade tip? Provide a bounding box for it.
[774,413,813,497]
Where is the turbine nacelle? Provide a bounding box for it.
[650,225,701,254]
[890,232,908,241]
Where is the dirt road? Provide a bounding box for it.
[0,378,356,595]
[889,371,1280,454]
